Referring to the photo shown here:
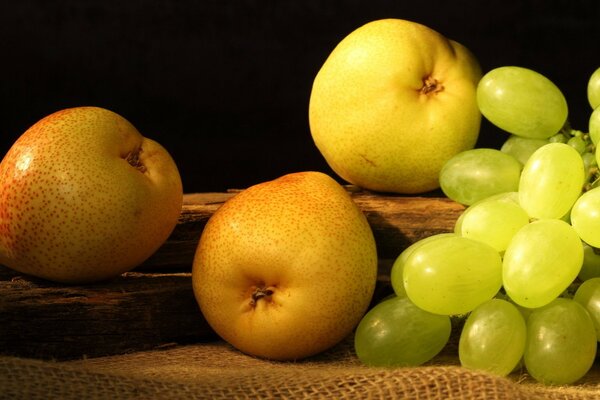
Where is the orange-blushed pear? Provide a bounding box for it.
[192,171,378,360]
[0,106,183,283]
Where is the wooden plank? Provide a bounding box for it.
[350,191,465,260]
[140,189,465,269]
[1,190,465,360]
[0,267,216,360]
[0,261,395,361]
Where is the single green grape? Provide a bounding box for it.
[455,194,529,253]
[403,235,502,315]
[518,143,585,219]
[579,243,600,281]
[571,186,600,248]
[500,135,548,165]
[588,67,600,110]
[567,135,587,154]
[594,135,600,169]
[454,191,520,234]
[573,277,600,340]
[548,133,568,144]
[354,296,451,367]
[524,298,596,385]
[589,106,600,145]
[439,148,522,205]
[459,298,526,376]
[503,219,583,309]
[582,152,597,171]
[477,66,568,139]
[390,233,455,298]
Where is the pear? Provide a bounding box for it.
[309,18,482,194]
[0,106,183,283]
[192,171,378,360]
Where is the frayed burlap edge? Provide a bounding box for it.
[1,340,599,400]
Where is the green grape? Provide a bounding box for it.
[589,106,600,145]
[582,152,597,172]
[588,67,600,110]
[573,277,600,340]
[484,191,521,204]
[489,191,521,204]
[459,298,526,376]
[390,233,455,298]
[477,66,568,139]
[518,143,585,219]
[455,194,529,252]
[524,298,596,385]
[439,148,522,205]
[354,296,451,367]
[594,133,600,168]
[579,243,600,281]
[454,191,520,234]
[403,235,502,315]
[548,133,568,144]
[500,135,548,165]
[571,186,600,248]
[503,219,583,309]
[567,135,587,154]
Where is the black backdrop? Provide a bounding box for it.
[1,0,599,193]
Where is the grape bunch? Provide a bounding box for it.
[354,66,600,386]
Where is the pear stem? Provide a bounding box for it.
[250,286,274,307]
[420,76,444,95]
[126,148,147,173]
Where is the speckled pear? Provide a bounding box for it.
[0,106,183,283]
[192,171,378,360]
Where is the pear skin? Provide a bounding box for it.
[0,107,183,283]
[309,18,481,194]
[192,171,378,360]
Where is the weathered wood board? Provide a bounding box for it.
[0,190,464,360]
[140,190,465,269]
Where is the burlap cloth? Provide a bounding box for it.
[1,336,600,400]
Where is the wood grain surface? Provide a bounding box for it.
[0,190,464,360]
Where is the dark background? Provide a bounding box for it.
[1,0,599,193]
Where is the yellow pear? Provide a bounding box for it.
[0,106,183,283]
[309,18,482,194]
[192,171,378,360]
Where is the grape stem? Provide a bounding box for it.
[558,122,599,192]
[586,171,600,192]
